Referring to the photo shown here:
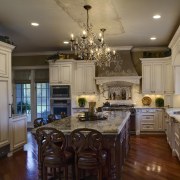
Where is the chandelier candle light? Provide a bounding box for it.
[70,5,116,67]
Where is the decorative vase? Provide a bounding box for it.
[89,101,96,116]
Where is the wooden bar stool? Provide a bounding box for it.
[35,127,74,180]
[70,128,107,180]
[47,114,56,123]
[34,118,44,128]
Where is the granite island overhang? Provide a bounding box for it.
[32,111,130,135]
[32,111,131,179]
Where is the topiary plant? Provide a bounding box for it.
[78,97,87,107]
[155,97,164,107]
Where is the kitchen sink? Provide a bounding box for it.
[173,111,180,115]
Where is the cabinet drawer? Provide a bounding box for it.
[140,123,155,131]
[141,119,154,124]
[141,115,154,121]
[141,109,155,113]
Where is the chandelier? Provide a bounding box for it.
[70,5,116,67]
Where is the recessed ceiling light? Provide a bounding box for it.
[153,15,161,19]
[150,37,157,40]
[31,22,39,27]
[63,41,69,44]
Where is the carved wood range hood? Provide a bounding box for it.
[95,47,141,86]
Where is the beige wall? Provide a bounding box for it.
[131,51,143,76]
[12,55,49,66]
[173,95,180,107]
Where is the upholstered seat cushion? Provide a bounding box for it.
[44,150,73,165]
[78,149,107,168]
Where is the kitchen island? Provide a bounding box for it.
[32,111,131,179]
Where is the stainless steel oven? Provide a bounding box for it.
[51,99,71,119]
[50,85,70,98]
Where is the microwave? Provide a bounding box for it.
[50,85,70,98]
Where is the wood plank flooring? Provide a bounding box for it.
[0,133,180,180]
[122,134,180,180]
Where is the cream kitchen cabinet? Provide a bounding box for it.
[75,61,96,95]
[49,60,75,85]
[0,80,10,149]
[174,66,180,94]
[164,62,174,94]
[174,121,180,159]
[0,41,15,157]
[136,108,165,135]
[165,110,180,160]
[10,115,27,152]
[141,57,173,94]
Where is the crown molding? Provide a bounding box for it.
[111,46,133,50]
[0,41,15,51]
[131,47,169,52]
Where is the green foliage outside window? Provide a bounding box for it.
[17,101,31,114]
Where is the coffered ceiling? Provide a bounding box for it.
[0,0,179,53]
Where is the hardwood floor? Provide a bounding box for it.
[0,133,180,180]
[122,135,180,180]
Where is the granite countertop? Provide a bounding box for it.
[12,114,27,118]
[32,111,130,135]
[72,107,89,109]
[166,108,180,123]
[134,106,165,109]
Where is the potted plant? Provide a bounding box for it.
[78,97,87,107]
[155,97,164,107]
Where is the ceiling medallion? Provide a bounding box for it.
[70,5,116,67]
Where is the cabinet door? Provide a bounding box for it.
[11,116,27,150]
[75,64,85,94]
[142,63,152,93]
[164,63,174,94]
[85,65,95,93]
[153,63,164,94]
[59,64,72,84]
[49,65,59,84]
[174,66,180,94]
[0,80,9,147]
[155,109,164,131]
[0,49,9,78]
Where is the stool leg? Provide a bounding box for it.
[43,165,47,180]
[72,163,75,178]
[75,165,79,180]
[65,165,68,180]
[98,167,102,180]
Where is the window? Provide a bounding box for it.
[13,68,49,127]
[36,83,50,120]
[16,84,31,121]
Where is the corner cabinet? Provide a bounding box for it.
[0,41,15,157]
[141,57,174,94]
[49,59,76,85]
[75,61,96,95]
[135,108,165,135]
